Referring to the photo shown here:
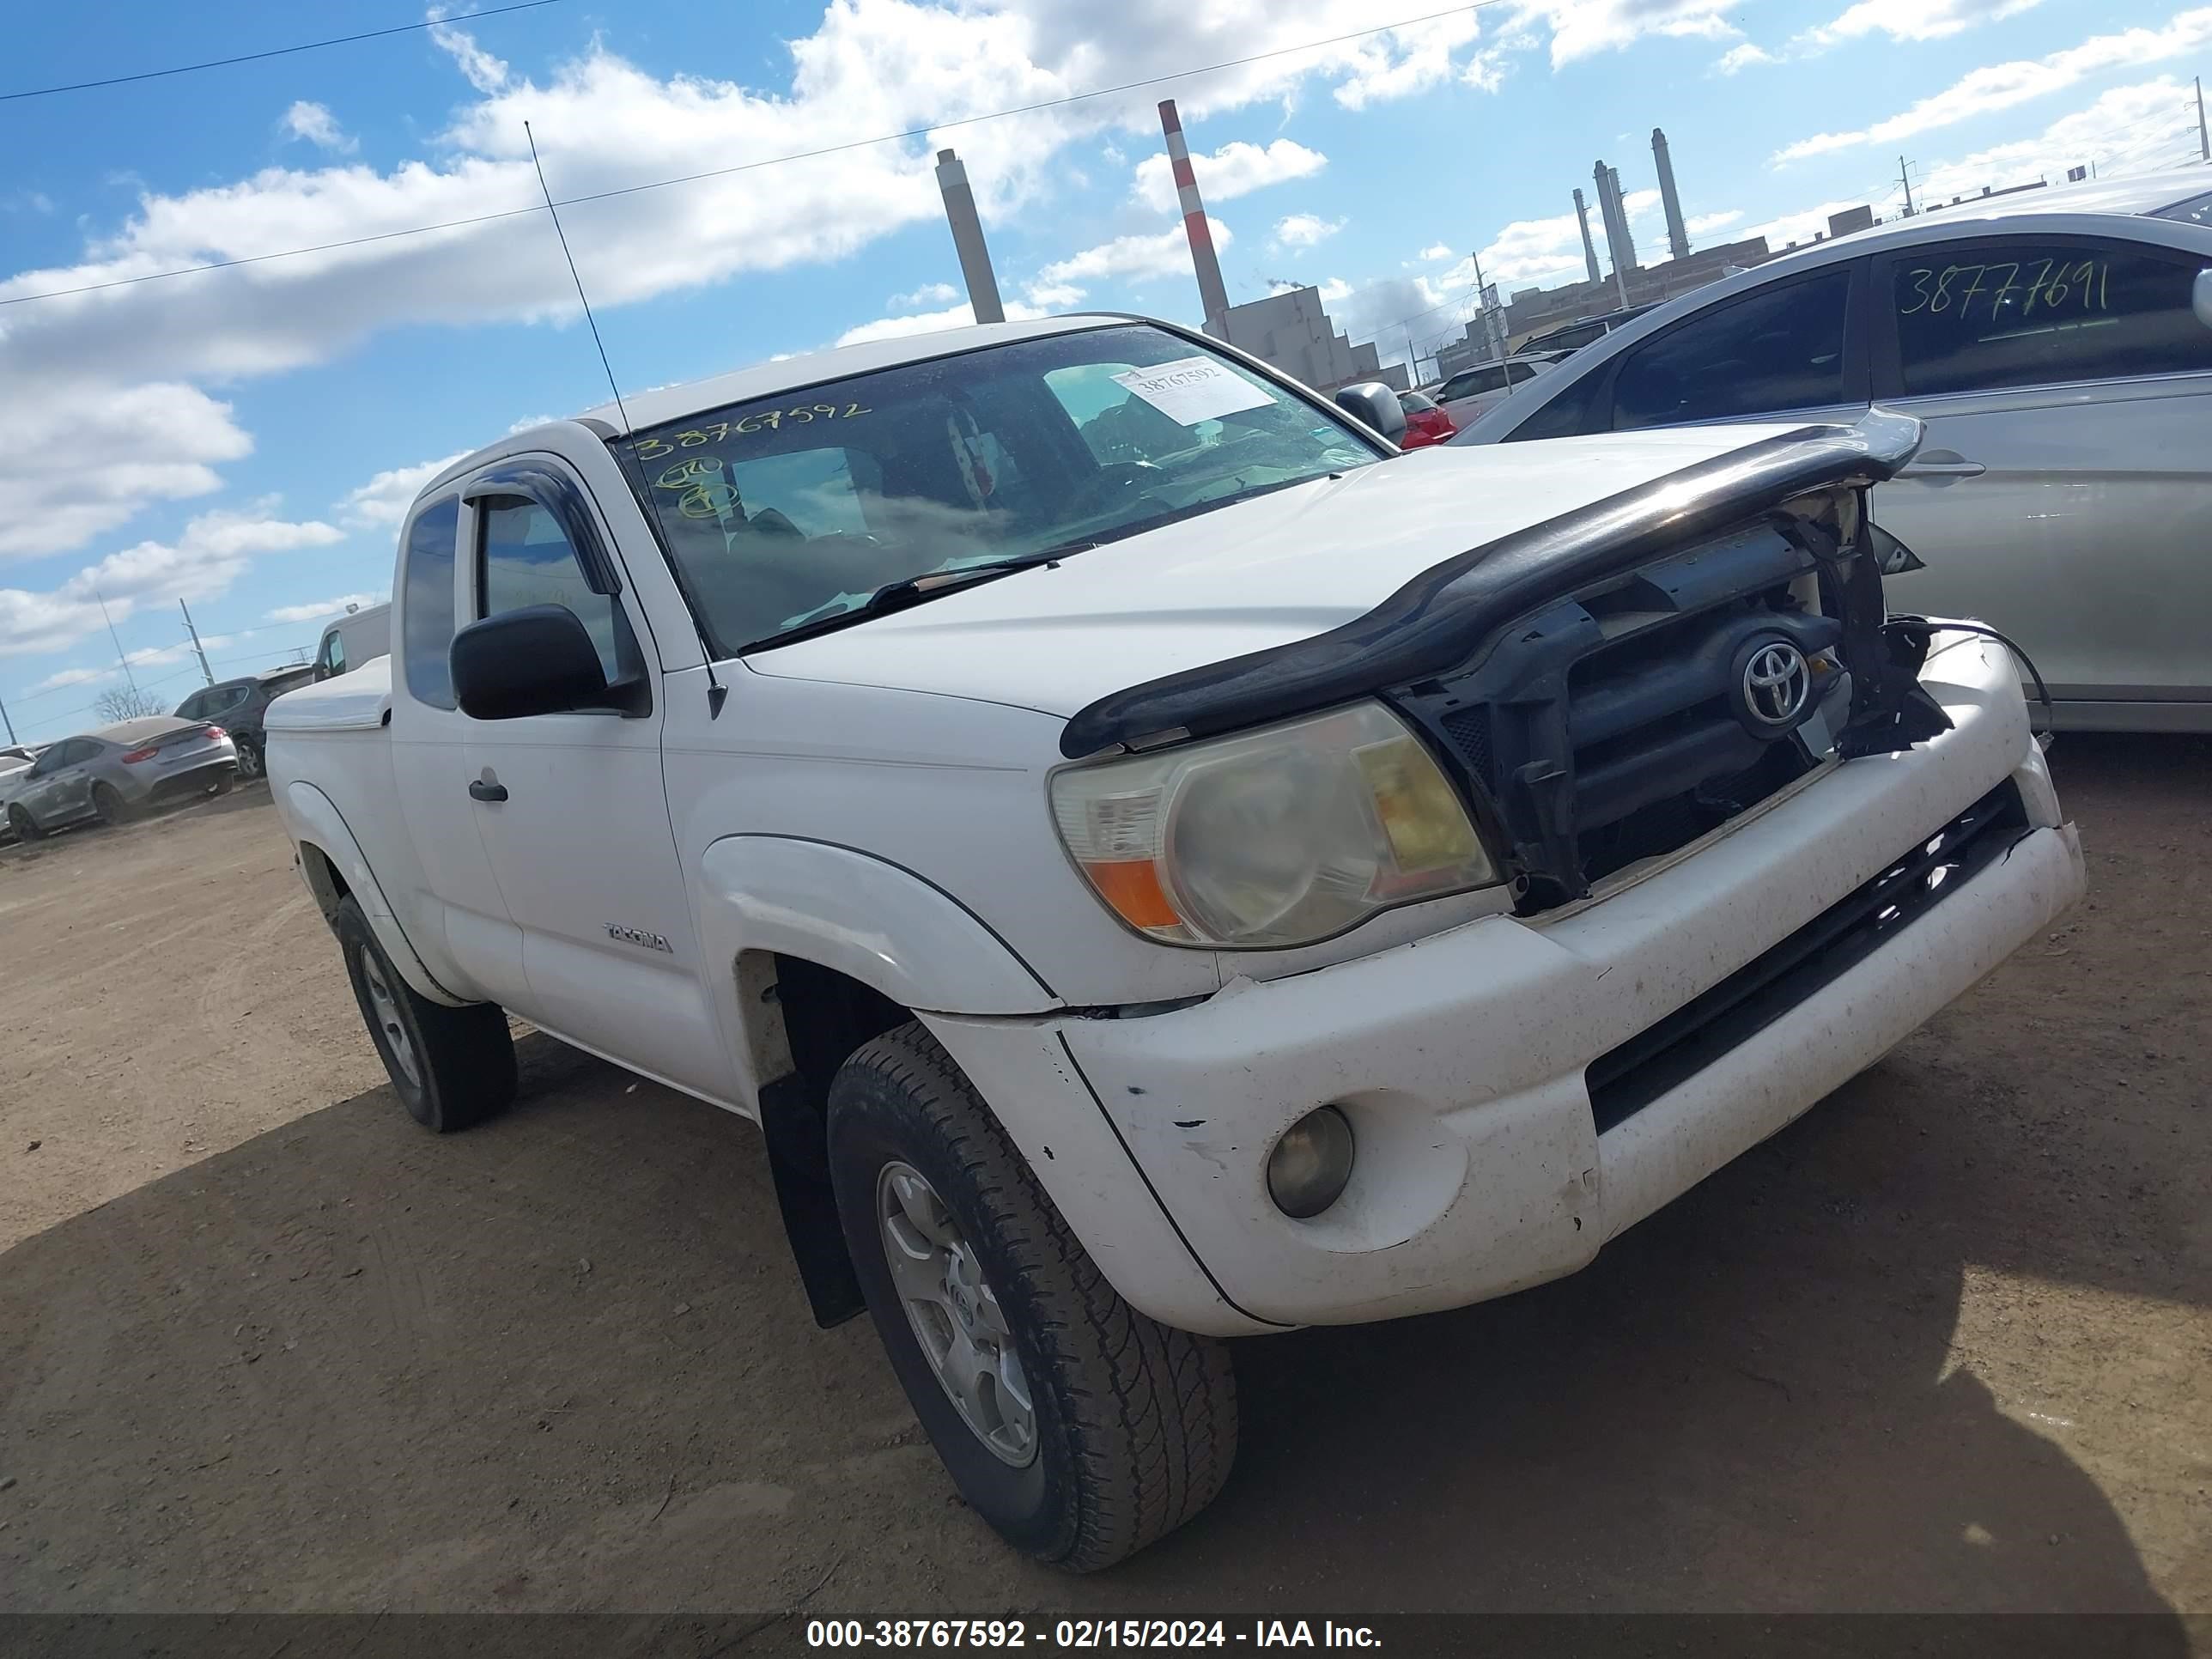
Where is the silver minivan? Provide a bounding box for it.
[1457,167,2212,731]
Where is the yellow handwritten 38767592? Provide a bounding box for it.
[629,402,875,460]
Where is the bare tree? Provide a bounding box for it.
[92,684,165,723]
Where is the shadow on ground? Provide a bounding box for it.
[0,738,2203,1623]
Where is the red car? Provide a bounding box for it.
[1397,389,1458,448]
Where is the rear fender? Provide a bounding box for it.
[284,780,469,1007]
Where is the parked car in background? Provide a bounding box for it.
[3,718,236,841]
[1515,302,1657,357]
[1427,352,1561,427]
[1396,388,1458,447]
[312,603,391,682]
[0,744,43,843]
[1457,166,2212,732]
[173,663,317,781]
[268,313,2079,1571]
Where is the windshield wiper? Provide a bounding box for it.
[738,548,1091,653]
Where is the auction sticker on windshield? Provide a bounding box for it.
[1112,356,1272,424]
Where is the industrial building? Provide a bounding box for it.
[1217,286,1410,395]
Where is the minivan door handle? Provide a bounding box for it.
[468,779,508,803]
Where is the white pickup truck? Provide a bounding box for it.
[266,314,2084,1571]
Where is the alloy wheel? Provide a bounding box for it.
[876,1160,1037,1468]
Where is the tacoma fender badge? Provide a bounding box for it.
[606,924,675,954]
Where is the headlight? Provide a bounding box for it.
[1050,701,1500,948]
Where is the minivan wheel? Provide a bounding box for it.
[91,782,131,824]
[827,1021,1237,1571]
[333,895,516,1133]
[6,804,40,842]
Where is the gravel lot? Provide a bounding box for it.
[1,743,2206,1622]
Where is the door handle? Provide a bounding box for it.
[468,779,508,803]
[1898,459,1985,479]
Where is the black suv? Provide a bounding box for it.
[172,665,315,781]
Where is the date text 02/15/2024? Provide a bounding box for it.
[805,1620,1382,1649]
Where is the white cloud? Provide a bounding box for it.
[1714,42,1778,72]
[1416,242,1455,262]
[1024,281,1086,307]
[889,281,962,310]
[1316,276,1354,302]
[1775,9,2212,160]
[1273,213,1345,250]
[1914,77,2205,200]
[280,101,357,154]
[835,299,1048,347]
[1130,139,1328,213]
[336,453,470,527]
[0,506,341,661]
[1328,12,1487,107]
[1688,209,1746,235]
[1037,219,1235,285]
[1515,0,1745,65]
[1804,0,2041,46]
[1741,198,1880,250]
[0,382,252,561]
[267,592,385,624]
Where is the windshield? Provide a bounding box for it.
[613,323,1382,652]
[2153,188,2212,227]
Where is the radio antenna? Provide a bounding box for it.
[525,119,631,430]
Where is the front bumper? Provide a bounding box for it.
[929,634,2082,1337]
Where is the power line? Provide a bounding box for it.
[2,0,569,103]
[2,1,1501,309]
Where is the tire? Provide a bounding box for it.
[91,782,131,825]
[7,804,40,842]
[828,1021,1237,1571]
[234,738,264,781]
[333,895,516,1133]
[206,770,234,797]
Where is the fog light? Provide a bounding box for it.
[1267,1105,1355,1219]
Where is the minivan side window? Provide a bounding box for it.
[400,495,462,709]
[1887,238,2212,397]
[476,497,634,684]
[1613,270,1852,429]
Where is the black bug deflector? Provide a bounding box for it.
[1058,409,1957,910]
[1059,410,1929,761]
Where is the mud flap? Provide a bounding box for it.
[758,1073,865,1328]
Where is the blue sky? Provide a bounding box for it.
[3,0,2206,739]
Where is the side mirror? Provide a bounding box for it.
[2194,268,2212,331]
[1867,524,1926,576]
[1334,382,1407,444]
[452,605,615,720]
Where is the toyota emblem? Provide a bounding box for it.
[1740,641,1811,728]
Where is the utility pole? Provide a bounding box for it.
[1899,155,1916,217]
[0,693,16,745]
[94,590,139,696]
[2197,76,2209,162]
[1473,252,1509,363]
[179,599,215,686]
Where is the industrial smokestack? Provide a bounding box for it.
[1158,100,1231,337]
[933,148,1005,325]
[1572,188,1601,283]
[1593,161,1638,276]
[1651,128,1690,261]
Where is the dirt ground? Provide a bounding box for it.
[0,742,2206,1625]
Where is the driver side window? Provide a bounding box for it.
[477,497,635,685]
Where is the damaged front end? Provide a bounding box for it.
[1059,410,1952,915]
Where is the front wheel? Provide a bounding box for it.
[333,895,516,1132]
[7,804,41,842]
[828,1022,1237,1571]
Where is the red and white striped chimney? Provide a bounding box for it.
[1158,99,1231,337]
